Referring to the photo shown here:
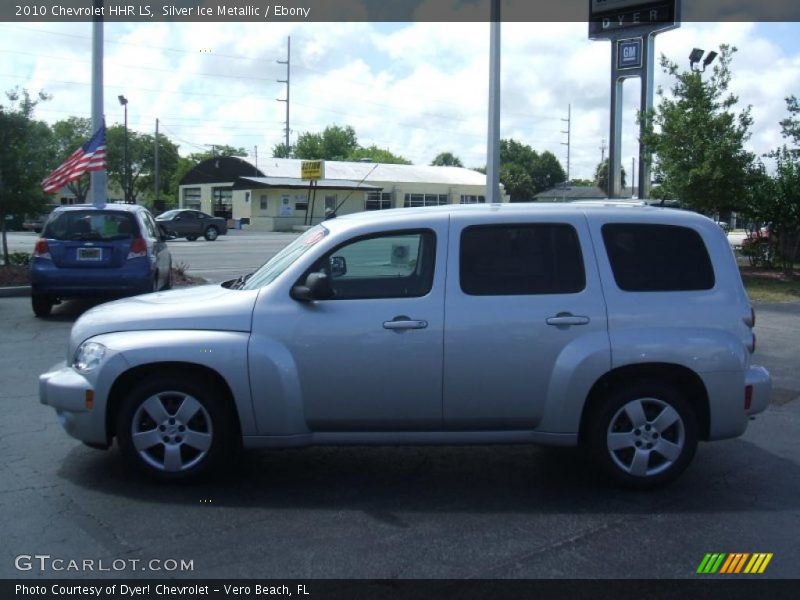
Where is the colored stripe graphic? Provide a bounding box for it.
[744,553,773,574]
[697,553,727,574]
[720,553,750,574]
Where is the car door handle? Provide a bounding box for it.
[383,317,428,330]
[546,313,590,326]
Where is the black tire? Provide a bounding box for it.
[162,266,173,290]
[204,226,219,241]
[185,234,198,241]
[32,294,53,318]
[584,381,698,489]
[116,374,236,481]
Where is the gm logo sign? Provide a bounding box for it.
[618,38,642,69]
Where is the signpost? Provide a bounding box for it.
[300,160,324,225]
[589,0,680,199]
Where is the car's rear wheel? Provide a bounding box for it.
[116,375,235,481]
[586,382,698,488]
[204,226,219,241]
[31,294,54,317]
[185,234,198,241]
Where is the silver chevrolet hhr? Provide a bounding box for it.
[39,203,771,487]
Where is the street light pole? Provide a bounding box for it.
[118,95,128,203]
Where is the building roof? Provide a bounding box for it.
[180,156,265,186]
[232,176,381,191]
[236,158,487,187]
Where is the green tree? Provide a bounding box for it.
[0,88,51,264]
[641,45,755,213]
[498,139,566,201]
[293,125,358,161]
[272,142,292,158]
[779,95,800,147]
[594,158,627,195]
[106,125,181,205]
[50,117,92,202]
[430,152,463,167]
[347,145,411,165]
[189,145,247,162]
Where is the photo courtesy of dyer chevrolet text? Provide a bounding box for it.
[16,584,310,596]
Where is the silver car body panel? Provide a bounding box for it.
[39,203,771,450]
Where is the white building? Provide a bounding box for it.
[178,157,506,231]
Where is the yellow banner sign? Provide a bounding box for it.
[301,160,325,180]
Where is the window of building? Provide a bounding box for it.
[602,224,715,291]
[460,224,585,295]
[325,195,337,213]
[460,195,486,204]
[260,195,268,210]
[404,193,448,208]
[308,230,436,300]
[295,201,308,211]
[365,191,392,211]
[182,187,201,210]
[212,187,232,219]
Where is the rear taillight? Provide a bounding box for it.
[126,237,147,259]
[33,239,51,260]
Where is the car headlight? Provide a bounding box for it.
[73,342,107,373]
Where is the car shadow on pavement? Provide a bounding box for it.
[58,437,800,515]
[43,298,115,321]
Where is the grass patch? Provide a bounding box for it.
[741,269,800,303]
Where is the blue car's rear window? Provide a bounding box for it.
[43,211,140,241]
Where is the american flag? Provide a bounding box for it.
[41,124,107,194]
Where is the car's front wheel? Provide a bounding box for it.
[116,375,235,481]
[31,294,54,317]
[586,382,698,488]
[204,226,219,241]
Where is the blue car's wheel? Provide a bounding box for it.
[32,294,54,318]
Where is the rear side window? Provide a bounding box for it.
[460,224,585,295]
[43,210,140,241]
[602,224,714,291]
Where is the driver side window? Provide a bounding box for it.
[312,230,436,300]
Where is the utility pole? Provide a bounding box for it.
[561,103,571,182]
[254,146,258,171]
[277,36,291,152]
[485,0,501,204]
[631,156,635,198]
[154,118,160,210]
[600,138,606,163]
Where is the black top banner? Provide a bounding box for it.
[3,0,800,23]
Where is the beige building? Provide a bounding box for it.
[178,157,506,232]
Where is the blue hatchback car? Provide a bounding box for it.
[30,204,172,317]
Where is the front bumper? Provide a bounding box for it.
[745,365,771,416]
[39,353,129,447]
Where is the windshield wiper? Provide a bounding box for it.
[228,273,253,290]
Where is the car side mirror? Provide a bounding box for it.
[330,255,347,277]
[291,272,334,302]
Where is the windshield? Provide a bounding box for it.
[242,225,329,290]
[43,210,140,241]
[157,210,179,220]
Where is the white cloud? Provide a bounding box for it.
[1,19,798,181]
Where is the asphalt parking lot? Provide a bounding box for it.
[0,289,799,579]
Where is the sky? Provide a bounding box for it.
[0,18,798,182]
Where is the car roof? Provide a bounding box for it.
[52,203,146,214]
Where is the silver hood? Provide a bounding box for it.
[68,284,259,358]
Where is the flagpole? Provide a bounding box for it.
[90,0,106,208]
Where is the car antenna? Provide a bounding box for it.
[328,162,381,219]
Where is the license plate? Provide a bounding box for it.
[77,247,102,261]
